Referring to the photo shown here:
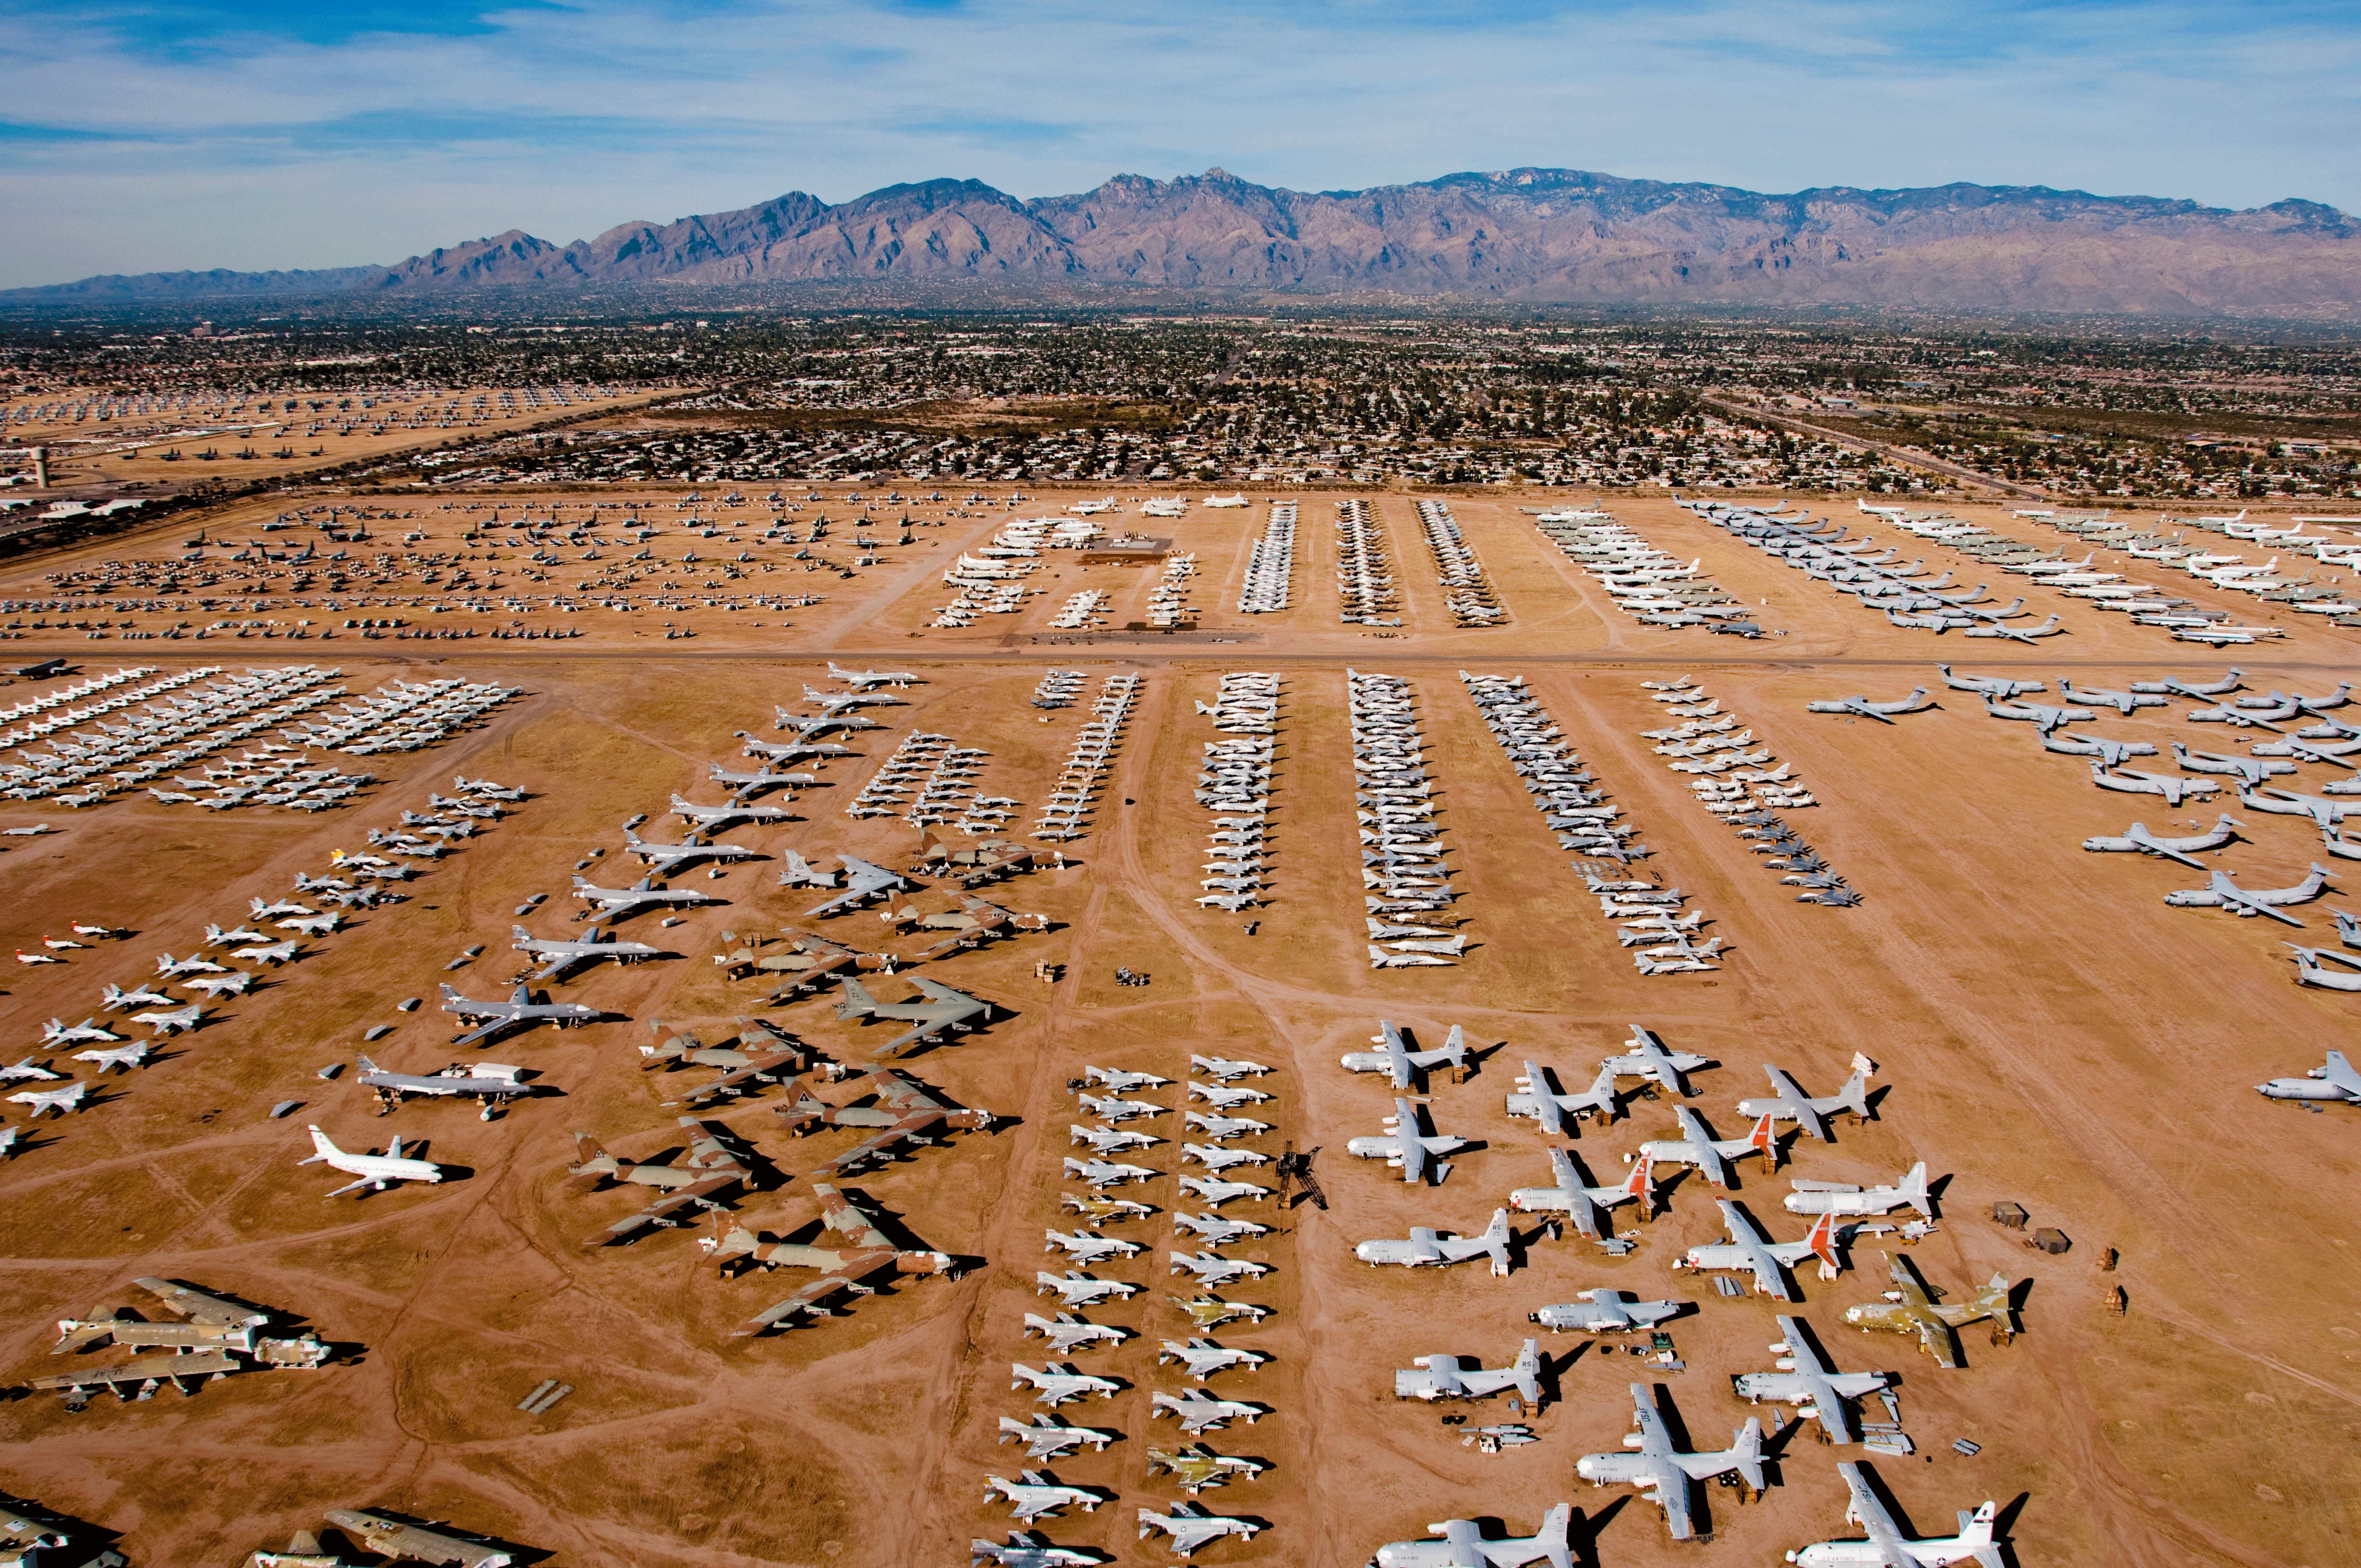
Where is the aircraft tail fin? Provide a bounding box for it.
[1974,1272,2013,1311]
[301,1125,338,1165]
[1536,1503,1575,1568]
[1835,1059,1874,1117]
[1804,1210,1839,1269]
[1748,1113,1781,1167]
[1623,1150,1655,1206]
[1900,1161,1933,1216]
[1440,1022,1467,1072]
[1730,1417,1765,1492]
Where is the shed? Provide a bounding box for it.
[2030,1227,2072,1255]
[1992,1201,2029,1230]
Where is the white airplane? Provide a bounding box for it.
[72,1041,153,1074]
[1080,1093,1165,1125]
[42,1017,121,1047]
[1734,1314,1894,1443]
[1506,1060,1623,1134]
[1151,1388,1263,1432]
[1180,1142,1266,1172]
[1576,1382,1764,1541]
[1508,1148,1654,1241]
[1373,1506,1575,1568]
[1372,945,1453,968]
[1356,1209,1513,1272]
[203,923,266,947]
[1062,1157,1156,1189]
[1176,1174,1271,1206]
[1044,1230,1140,1266]
[1022,1312,1128,1353]
[99,981,172,1011]
[1787,1462,2003,1567]
[1137,1502,1260,1557]
[233,940,300,966]
[1346,1097,1469,1184]
[970,1531,1101,1568]
[1189,1053,1272,1081]
[182,971,251,999]
[1681,1201,1841,1301]
[1011,1362,1121,1406]
[0,1057,61,1081]
[984,1471,1107,1522]
[997,1412,1120,1459]
[511,925,660,981]
[1395,1338,1540,1403]
[1737,1057,1874,1142]
[1159,1338,1268,1380]
[1634,1107,1779,1188]
[1190,1080,1268,1110]
[1598,1025,1711,1096]
[1183,1110,1268,1141]
[299,1125,445,1197]
[1786,1162,1934,1218]
[2079,816,2239,870]
[7,1081,89,1116]
[154,952,228,978]
[131,1001,204,1036]
[827,661,918,689]
[1342,1020,1467,1087]
[1069,1124,1159,1155]
[1034,1272,1139,1308]
[13,950,65,966]
[1530,1288,1685,1334]
[1084,1064,1172,1092]
[2257,1049,2361,1103]
[1169,1251,1268,1288]
[1174,1210,1268,1245]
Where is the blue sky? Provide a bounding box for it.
[2,0,2356,288]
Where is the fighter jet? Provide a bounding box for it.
[1804,688,1935,723]
[571,873,717,924]
[2091,761,2222,807]
[969,1531,1102,1568]
[1024,1313,1129,1353]
[356,1056,530,1119]
[568,1116,756,1245]
[1036,1272,1139,1308]
[511,924,661,982]
[1160,1338,1268,1380]
[1842,1254,2013,1369]
[1935,667,2043,699]
[1787,1163,1934,1219]
[99,981,173,1011]
[1190,1053,1273,1081]
[778,1067,993,1175]
[803,855,919,918]
[1789,1461,2005,1568]
[1181,1142,1267,1173]
[1736,1058,1875,1143]
[1732,1314,1894,1443]
[668,792,793,838]
[129,998,203,1036]
[832,974,995,1056]
[1372,1507,1575,1568]
[1070,1123,1159,1155]
[1598,1025,1711,1097]
[1169,1252,1268,1288]
[1086,1064,1172,1092]
[1046,1230,1141,1266]
[439,981,606,1048]
[1508,1149,1654,1240]
[1065,1157,1158,1189]
[1505,1061,1624,1134]
[1146,1446,1268,1495]
[7,1080,89,1116]
[2162,863,2333,925]
[1080,1092,1165,1125]
[1346,1097,1470,1184]
[42,1016,121,1048]
[0,1057,60,1081]
[2256,1049,2361,1103]
[1137,1502,1261,1557]
[1577,1382,1764,1541]
[1013,1362,1123,1406]
[999,1414,1120,1460]
[1341,1020,1467,1088]
[1174,1211,1268,1246]
[1635,1107,1781,1187]
[1680,1201,1841,1301]
[1530,1288,1685,1334]
[2080,816,2240,870]
[705,1182,959,1335]
[1151,1388,1264,1432]
[72,1040,153,1074]
[2055,678,2167,716]
[986,1472,1110,1522]
[1183,1110,1270,1142]
[623,826,760,873]
[299,1124,444,1197]
[827,661,918,689]
[1395,1338,1541,1404]
[323,1512,510,1568]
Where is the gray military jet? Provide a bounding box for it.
[1160,1338,1268,1381]
[356,1056,531,1118]
[802,854,918,918]
[708,762,816,800]
[1575,1383,1764,1541]
[775,849,838,889]
[832,974,995,1056]
[1790,1462,2004,1568]
[1530,1288,1685,1335]
[1731,1314,1893,1443]
[1036,1272,1139,1308]
[669,792,793,838]
[1636,1107,1780,1187]
[1023,1312,1128,1353]
[1598,1025,1711,1097]
[737,732,857,764]
[1341,1020,1467,1088]
[2129,668,2242,698]
[1355,1209,1512,1272]
[2256,1049,2361,1104]
[570,873,719,924]
[623,827,759,873]
[969,1531,1104,1568]
[999,1413,1120,1459]
[1136,1502,1261,1558]
[2162,862,2332,925]
[1013,1362,1123,1406]
[1680,1201,1840,1301]
[511,924,661,981]
[1371,1507,1574,1568]
[1150,1388,1265,1432]
[323,1511,512,1568]
[1804,689,1935,723]
[2040,730,2157,766]
[1736,1058,1874,1142]
[986,1472,1111,1523]
[777,712,886,741]
[2170,744,2292,786]
[803,681,908,715]
[1935,667,2043,698]
[439,981,607,1048]
[1395,1338,1541,1405]
[827,661,919,689]
[1505,1060,1624,1134]
[2056,678,2167,715]
[2080,816,2239,869]
[1346,1097,1470,1184]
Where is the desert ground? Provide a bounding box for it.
[0,486,2352,1568]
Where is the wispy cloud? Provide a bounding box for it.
[1,0,2355,286]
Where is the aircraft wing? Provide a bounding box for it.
[1628,1384,1670,1453]
[1836,1463,1917,1568]
[2322,1050,2361,1098]
[738,1252,898,1333]
[1397,1136,1427,1184]
[868,1068,950,1113]
[909,975,988,1012]
[1651,1457,1695,1539]
[809,1122,924,1177]
[666,1050,802,1105]
[589,1174,740,1244]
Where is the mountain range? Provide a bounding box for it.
[13,168,2360,317]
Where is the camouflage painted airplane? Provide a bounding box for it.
[707,1182,960,1335]
[641,1017,811,1104]
[832,974,995,1056]
[568,1116,757,1245]
[776,1066,993,1175]
[1841,1254,2013,1369]
[1146,1445,1269,1495]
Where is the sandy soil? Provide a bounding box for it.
[0,488,2352,1567]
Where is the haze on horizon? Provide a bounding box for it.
[3,0,2358,292]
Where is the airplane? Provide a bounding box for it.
[233,939,300,966]
[1505,1061,1624,1134]
[512,924,661,981]
[706,1182,959,1335]
[832,974,995,1056]
[1934,667,2043,698]
[357,1056,530,1118]
[1013,1362,1123,1406]
[827,661,919,688]
[2128,668,2243,699]
[1151,1388,1264,1432]
[7,1080,89,1116]
[1842,1253,2013,1368]
[72,1040,153,1074]
[803,854,919,918]
[453,774,528,801]
[737,733,857,765]
[571,873,718,924]
[1062,1193,1156,1226]
[1576,1382,1764,1541]
[1136,1502,1261,1557]
[1395,1338,1541,1404]
[1372,1507,1575,1568]
[778,712,886,741]
[1598,1025,1711,1096]
[1341,1020,1468,1088]
[1508,1148,1654,1241]
[1080,1093,1166,1125]
[639,1019,811,1104]
[1169,1251,1269,1288]
[1064,1157,1158,1189]
[2162,863,2333,925]
[42,1016,121,1047]
[1146,1445,1268,1495]
[569,1116,756,1244]
[1634,1107,1781,1187]
[155,951,229,978]
[708,762,816,800]
[439,981,606,1048]
[623,827,759,872]
[2090,762,2221,807]
[323,1512,510,1568]
[1804,689,1935,723]
[2040,730,2156,768]
[985,1471,1110,1523]
[1190,1053,1273,1081]
[1981,694,2094,731]
[2256,1049,2361,1103]
[2171,743,2292,787]
[775,849,839,888]
[2057,678,2168,715]
[1679,1201,1841,1301]
[1732,1314,1894,1443]
[1086,1064,1173,1092]
[1160,1338,1269,1380]
[99,981,173,1011]
[1189,1079,1270,1110]
[300,1124,444,1197]
[1530,1288,1685,1334]
[802,681,908,714]
[130,1001,204,1036]
[1169,1294,1270,1332]
[998,1413,1120,1460]
[1184,1110,1270,1141]
[1023,1312,1128,1353]
[1046,1229,1141,1266]
[1177,1174,1272,1207]
[778,1066,993,1175]
[1036,1272,1139,1308]
[203,923,266,947]
[1787,1162,1934,1218]
[1345,1097,1470,1184]
[1787,1462,2004,1568]
[969,1531,1103,1568]
[669,792,793,837]
[0,1057,59,1081]
[1733,1058,1874,1144]
[2079,816,2239,869]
